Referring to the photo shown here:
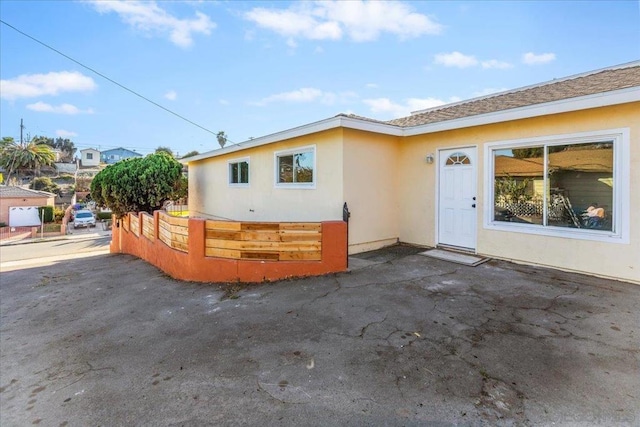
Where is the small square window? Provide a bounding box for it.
[275,146,315,187]
[229,159,249,185]
[86,153,93,160]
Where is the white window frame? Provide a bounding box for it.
[274,145,316,189]
[483,128,630,244]
[227,157,250,187]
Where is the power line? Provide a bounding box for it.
[0,19,236,145]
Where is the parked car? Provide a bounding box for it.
[73,210,96,228]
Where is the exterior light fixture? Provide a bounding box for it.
[426,154,434,164]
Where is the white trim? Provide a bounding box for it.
[183,87,638,164]
[227,156,250,187]
[183,116,400,164]
[273,144,317,189]
[403,87,639,136]
[483,128,630,244]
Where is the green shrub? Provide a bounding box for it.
[97,212,112,220]
[31,177,61,196]
[54,207,66,222]
[38,206,54,223]
[43,223,61,232]
[57,174,75,182]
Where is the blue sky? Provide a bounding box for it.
[1,1,638,157]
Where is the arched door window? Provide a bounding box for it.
[445,152,471,166]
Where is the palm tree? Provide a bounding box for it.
[216,131,227,149]
[0,138,56,183]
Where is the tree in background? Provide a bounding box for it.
[180,150,199,159]
[75,176,93,192]
[155,146,174,157]
[90,152,185,218]
[31,136,76,162]
[0,137,56,182]
[30,177,62,196]
[216,131,227,149]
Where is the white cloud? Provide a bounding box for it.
[0,71,96,101]
[365,83,379,89]
[26,101,94,115]
[164,90,177,100]
[89,0,215,48]
[363,96,455,118]
[244,1,442,43]
[522,52,556,65]
[251,87,357,106]
[56,130,78,138]
[481,59,513,69]
[434,51,478,68]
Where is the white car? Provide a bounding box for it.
[73,210,96,228]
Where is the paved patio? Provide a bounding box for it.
[1,246,638,426]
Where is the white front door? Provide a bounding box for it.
[438,147,477,250]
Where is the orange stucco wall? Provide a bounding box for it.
[111,211,348,283]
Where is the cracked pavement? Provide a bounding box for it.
[1,246,639,426]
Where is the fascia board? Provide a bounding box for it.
[182,86,639,164]
[403,87,640,137]
[182,116,401,164]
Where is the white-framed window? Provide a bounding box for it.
[86,153,93,160]
[274,145,316,188]
[484,128,629,243]
[228,157,250,186]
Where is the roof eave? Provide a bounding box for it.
[182,115,402,164]
[403,87,640,137]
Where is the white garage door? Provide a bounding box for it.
[9,206,42,227]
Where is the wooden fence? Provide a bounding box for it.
[113,211,347,283]
[205,221,322,261]
[130,214,140,237]
[158,212,188,252]
[141,213,154,241]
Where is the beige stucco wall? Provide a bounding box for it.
[189,129,345,222]
[397,102,640,283]
[342,129,400,253]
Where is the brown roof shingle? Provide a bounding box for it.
[0,186,56,199]
[387,64,640,128]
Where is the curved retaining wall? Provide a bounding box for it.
[111,211,348,283]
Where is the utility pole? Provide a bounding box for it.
[20,118,24,145]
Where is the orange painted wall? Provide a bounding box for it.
[111,211,348,283]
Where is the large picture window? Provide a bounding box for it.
[275,146,315,187]
[486,129,629,242]
[228,159,249,185]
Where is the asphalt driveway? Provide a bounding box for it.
[1,246,638,426]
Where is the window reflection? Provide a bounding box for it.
[493,142,613,231]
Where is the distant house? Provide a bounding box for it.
[101,147,142,164]
[184,61,640,283]
[0,186,56,226]
[80,148,101,167]
[52,149,63,162]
